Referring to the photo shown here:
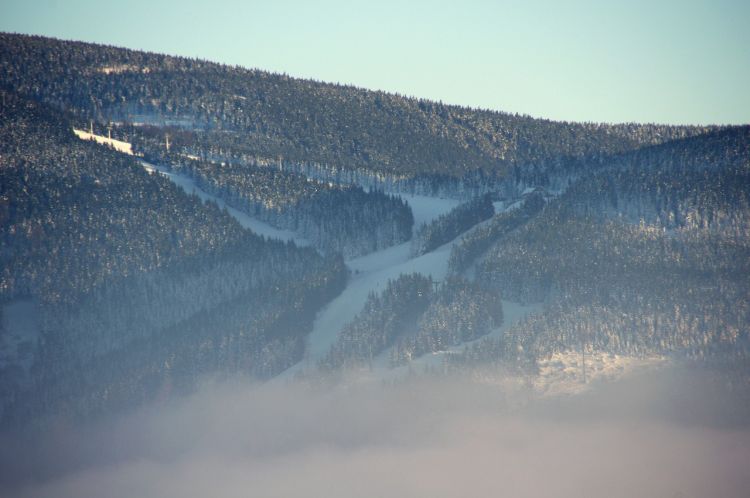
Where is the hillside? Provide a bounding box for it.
[1,32,748,429]
[0,33,719,183]
[0,92,347,426]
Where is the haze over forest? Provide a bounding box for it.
[0,20,748,498]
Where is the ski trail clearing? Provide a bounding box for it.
[278,196,470,380]
[141,161,308,245]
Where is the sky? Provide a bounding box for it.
[1,0,748,124]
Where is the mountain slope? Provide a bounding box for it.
[0,93,347,426]
[0,33,720,181]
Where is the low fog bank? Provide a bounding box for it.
[1,365,749,498]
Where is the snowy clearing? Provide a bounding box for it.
[141,162,308,245]
[69,129,547,386]
[280,201,529,381]
[277,195,463,379]
[73,129,133,155]
[399,194,460,232]
[72,130,303,244]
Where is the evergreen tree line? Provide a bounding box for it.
[439,128,750,377]
[458,190,748,371]
[448,192,546,274]
[557,127,750,238]
[321,274,503,370]
[0,93,348,428]
[389,277,503,366]
[6,263,347,428]
[1,33,720,183]
[150,154,413,258]
[411,194,495,256]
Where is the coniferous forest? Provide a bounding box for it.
[0,33,748,432]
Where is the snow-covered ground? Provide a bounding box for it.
[141,162,308,245]
[71,130,564,387]
[279,200,525,381]
[71,130,304,244]
[277,197,462,379]
[400,194,460,231]
[73,129,134,155]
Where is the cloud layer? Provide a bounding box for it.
[2,367,749,498]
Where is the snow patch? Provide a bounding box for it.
[397,194,460,234]
[97,64,149,75]
[73,129,133,155]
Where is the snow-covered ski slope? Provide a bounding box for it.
[280,198,511,380]
[71,129,306,244]
[139,161,474,380]
[72,130,539,382]
[141,161,307,245]
[139,161,480,380]
[305,223,453,364]
[135,165,666,390]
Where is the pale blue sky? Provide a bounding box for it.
[2,0,748,124]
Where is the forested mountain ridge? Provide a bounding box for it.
[318,124,749,379]
[0,92,348,426]
[559,126,750,232]
[1,93,248,305]
[0,33,722,183]
[457,134,750,376]
[1,31,748,427]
